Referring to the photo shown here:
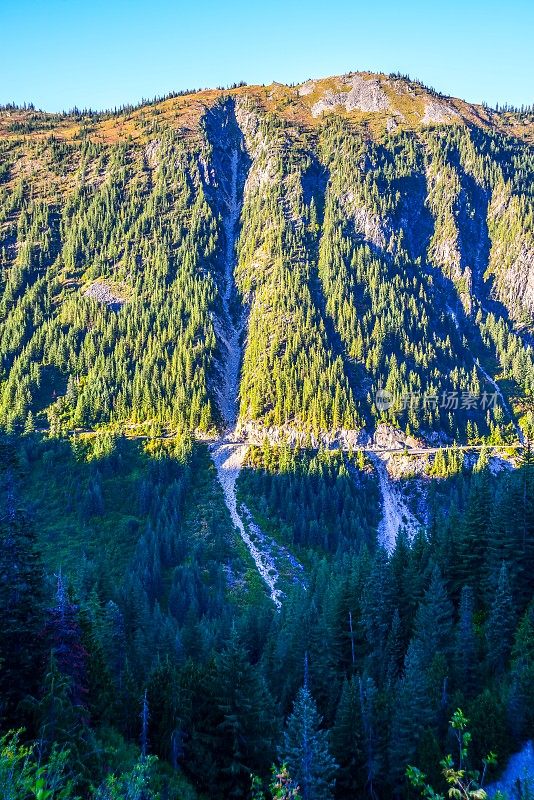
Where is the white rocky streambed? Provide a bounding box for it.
[367,452,421,552]
[215,148,243,427]
[210,437,285,609]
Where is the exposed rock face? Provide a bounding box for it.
[298,80,316,96]
[386,452,431,478]
[144,139,161,168]
[311,89,348,118]
[236,420,368,450]
[350,204,389,250]
[501,244,534,317]
[421,99,458,124]
[311,74,390,117]
[372,424,420,451]
[487,183,534,321]
[234,97,282,196]
[83,281,126,307]
[343,74,390,112]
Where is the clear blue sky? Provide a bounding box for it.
[1,0,533,112]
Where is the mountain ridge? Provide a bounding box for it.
[1,69,533,145]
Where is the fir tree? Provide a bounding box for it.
[390,639,432,785]
[281,662,338,800]
[45,574,88,708]
[0,482,45,729]
[454,586,478,699]
[485,562,515,675]
[331,677,365,796]
[413,565,453,671]
[214,630,276,797]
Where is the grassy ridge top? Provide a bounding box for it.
[1,70,533,146]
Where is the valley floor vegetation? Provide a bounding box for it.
[1,430,533,798]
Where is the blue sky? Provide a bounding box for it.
[1,0,533,111]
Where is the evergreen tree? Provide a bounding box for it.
[413,565,453,671]
[146,657,181,762]
[30,655,89,771]
[331,677,365,796]
[389,640,432,787]
[455,471,491,595]
[281,664,338,800]
[214,630,276,798]
[45,574,88,708]
[485,562,515,675]
[454,586,478,699]
[0,483,45,729]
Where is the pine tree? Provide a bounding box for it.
[45,574,88,708]
[331,677,365,796]
[23,411,35,434]
[102,599,127,686]
[146,657,180,761]
[359,675,383,799]
[0,483,45,729]
[455,472,491,593]
[454,586,478,699]
[390,640,432,785]
[384,607,403,687]
[361,550,394,681]
[214,630,276,797]
[30,654,88,765]
[281,664,338,800]
[413,565,453,671]
[485,562,515,675]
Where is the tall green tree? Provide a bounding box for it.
[454,586,479,699]
[281,664,338,800]
[485,562,515,676]
[0,477,45,730]
[389,640,432,787]
[331,677,365,797]
[214,630,276,798]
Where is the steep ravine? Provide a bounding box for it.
[446,309,524,443]
[215,146,243,428]
[207,124,302,607]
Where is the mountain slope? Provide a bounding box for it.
[0,71,533,441]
